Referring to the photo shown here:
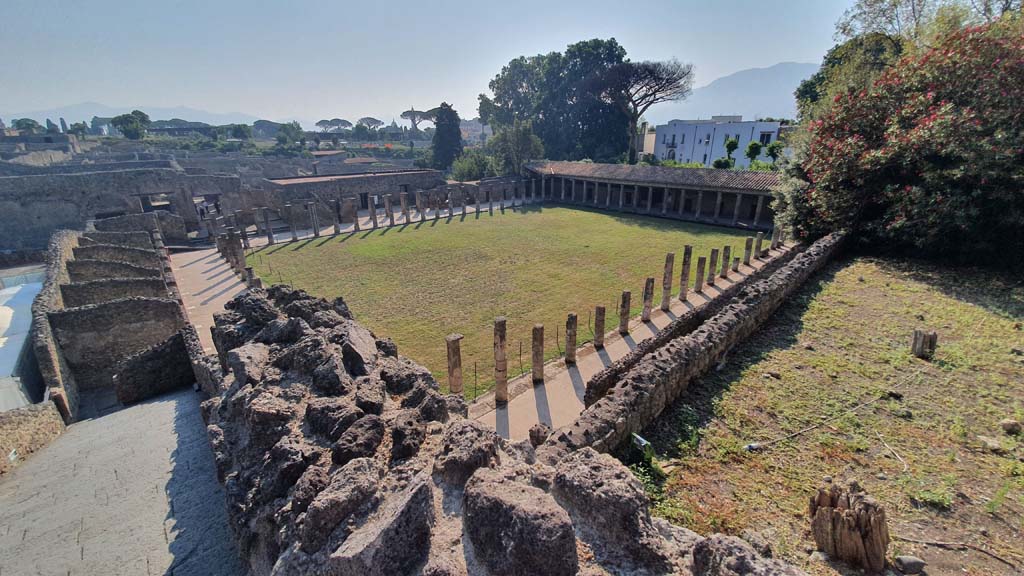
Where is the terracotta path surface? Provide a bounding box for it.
[170,248,247,353]
[470,243,792,441]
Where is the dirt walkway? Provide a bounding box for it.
[170,248,247,353]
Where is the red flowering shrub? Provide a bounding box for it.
[796,18,1024,260]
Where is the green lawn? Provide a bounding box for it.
[248,206,753,397]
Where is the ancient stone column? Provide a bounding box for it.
[560,178,566,201]
[695,190,704,219]
[488,191,494,215]
[565,313,578,364]
[743,237,753,266]
[678,190,687,216]
[641,277,655,322]
[661,189,669,215]
[732,257,740,273]
[382,196,392,226]
[415,190,424,218]
[308,202,320,238]
[204,217,215,240]
[720,246,731,278]
[400,192,410,223]
[351,199,361,232]
[370,200,379,229]
[475,190,481,214]
[494,317,508,402]
[694,257,706,293]
[244,266,255,288]
[707,249,719,285]
[434,197,441,220]
[755,232,764,259]
[594,306,606,349]
[714,190,723,220]
[446,333,464,394]
[529,178,536,202]
[732,192,743,224]
[679,245,692,301]
[661,253,674,311]
[285,204,298,242]
[618,291,631,334]
[238,216,250,248]
[753,195,765,227]
[618,183,625,210]
[531,324,544,383]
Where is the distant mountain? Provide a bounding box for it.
[645,62,818,124]
[0,102,261,126]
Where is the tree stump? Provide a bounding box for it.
[911,329,937,360]
[809,481,889,574]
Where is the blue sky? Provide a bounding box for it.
[0,0,852,126]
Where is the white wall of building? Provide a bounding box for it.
[653,117,781,169]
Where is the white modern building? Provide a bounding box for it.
[653,116,781,169]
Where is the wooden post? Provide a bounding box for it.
[743,237,753,266]
[565,313,578,364]
[694,257,706,293]
[911,329,938,360]
[593,305,606,349]
[494,317,508,402]
[720,246,731,278]
[446,333,464,394]
[661,253,674,311]
[531,324,544,383]
[641,277,655,321]
[707,249,719,285]
[618,291,631,334]
[755,232,764,260]
[679,245,692,301]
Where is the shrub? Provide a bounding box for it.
[785,18,1024,261]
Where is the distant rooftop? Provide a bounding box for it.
[525,160,779,193]
[267,169,437,185]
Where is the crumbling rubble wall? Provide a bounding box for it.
[71,244,163,270]
[539,233,846,463]
[77,230,154,249]
[93,211,188,245]
[113,330,194,404]
[60,277,169,308]
[0,402,65,475]
[201,286,805,575]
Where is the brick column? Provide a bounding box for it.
[618,291,631,334]
[641,277,655,321]
[565,313,578,364]
[720,246,731,278]
[494,317,508,402]
[531,324,544,383]
[694,256,706,293]
[446,333,464,395]
[661,252,674,311]
[678,245,692,301]
[594,305,606,349]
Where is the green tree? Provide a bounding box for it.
[592,59,694,163]
[478,38,631,162]
[110,110,151,140]
[744,141,763,166]
[357,117,384,130]
[765,141,784,164]
[13,118,42,134]
[67,122,88,137]
[724,138,739,162]
[450,149,496,182]
[230,124,253,140]
[487,120,544,176]
[431,103,463,171]
[316,119,332,132]
[330,118,352,131]
[275,121,304,145]
[712,158,733,169]
[400,108,431,133]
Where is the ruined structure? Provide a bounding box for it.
[201,285,806,575]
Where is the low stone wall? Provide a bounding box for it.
[585,244,803,406]
[47,297,186,391]
[539,232,846,463]
[202,286,803,576]
[66,259,162,282]
[181,323,223,397]
[72,244,163,270]
[60,277,169,307]
[113,330,193,404]
[0,249,47,268]
[29,230,80,420]
[0,159,179,177]
[93,211,188,245]
[79,230,153,249]
[0,401,65,475]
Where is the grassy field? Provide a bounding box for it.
[248,206,752,397]
[633,256,1024,575]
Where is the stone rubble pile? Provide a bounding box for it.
[202,285,804,575]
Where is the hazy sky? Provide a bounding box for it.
[1,0,852,125]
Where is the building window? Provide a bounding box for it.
[759,132,772,145]
[668,150,676,160]
[680,134,685,145]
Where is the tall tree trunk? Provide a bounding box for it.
[627,117,639,164]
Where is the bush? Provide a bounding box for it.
[450,149,497,182]
[782,18,1024,261]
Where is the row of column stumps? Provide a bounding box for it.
[443,230,787,402]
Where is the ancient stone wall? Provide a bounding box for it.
[112,330,193,404]
[92,211,188,245]
[71,244,163,270]
[60,277,169,307]
[200,286,802,575]
[182,323,223,397]
[47,297,186,391]
[0,159,179,177]
[539,233,846,463]
[77,230,153,249]
[0,401,65,475]
[66,259,162,282]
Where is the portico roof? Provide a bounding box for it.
[525,160,779,193]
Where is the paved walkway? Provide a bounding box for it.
[471,243,792,441]
[0,388,243,576]
[170,248,247,353]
